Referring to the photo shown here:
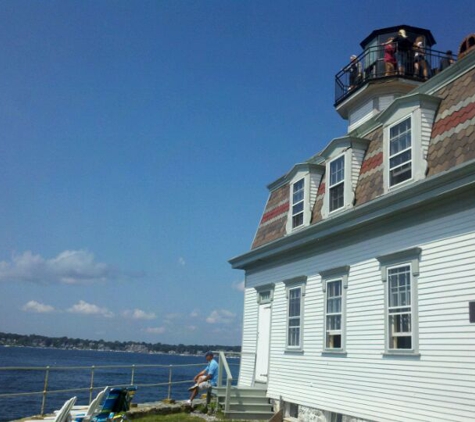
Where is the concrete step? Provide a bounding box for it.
[226,402,273,413]
[223,410,275,420]
[215,386,268,398]
[220,395,271,405]
[215,385,273,420]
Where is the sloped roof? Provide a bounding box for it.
[244,51,475,253]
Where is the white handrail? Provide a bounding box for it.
[218,351,233,413]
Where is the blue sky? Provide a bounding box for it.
[0,0,473,346]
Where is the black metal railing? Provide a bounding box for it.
[335,45,456,105]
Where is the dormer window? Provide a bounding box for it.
[283,163,325,234]
[329,155,345,212]
[320,137,369,219]
[389,117,412,187]
[378,93,441,192]
[292,179,305,228]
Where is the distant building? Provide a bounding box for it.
[230,26,475,422]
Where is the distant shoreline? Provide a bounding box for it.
[0,331,241,356]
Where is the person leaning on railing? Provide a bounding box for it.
[392,29,414,75]
[439,50,455,72]
[347,54,363,90]
[383,37,397,76]
[414,40,429,80]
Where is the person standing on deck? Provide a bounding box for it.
[392,28,414,75]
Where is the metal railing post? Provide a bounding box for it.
[130,364,135,385]
[167,365,172,400]
[89,366,95,403]
[40,366,50,416]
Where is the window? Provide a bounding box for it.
[329,156,345,212]
[387,264,412,349]
[330,413,343,422]
[326,280,342,349]
[377,248,421,354]
[288,287,302,347]
[284,277,306,350]
[284,163,325,233]
[389,117,412,186]
[291,178,305,228]
[285,402,299,419]
[255,283,275,305]
[320,137,369,219]
[320,266,349,352]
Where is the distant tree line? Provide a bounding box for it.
[0,331,240,355]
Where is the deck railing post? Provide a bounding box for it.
[218,355,223,387]
[40,366,50,416]
[167,365,172,400]
[131,364,135,385]
[89,366,95,403]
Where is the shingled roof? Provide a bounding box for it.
[250,50,475,251]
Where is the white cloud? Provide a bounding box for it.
[0,250,124,285]
[122,309,156,320]
[143,326,166,334]
[187,325,197,331]
[206,309,236,324]
[67,300,114,318]
[21,300,55,313]
[165,312,181,322]
[232,280,245,292]
[189,309,200,318]
[178,257,186,266]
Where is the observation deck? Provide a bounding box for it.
[334,25,456,124]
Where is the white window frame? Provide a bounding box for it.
[284,277,306,352]
[377,248,421,355]
[320,266,349,353]
[255,283,275,305]
[320,138,368,219]
[328,155,345,213]
[379,94,441,193]
[388,116,413,188]
[282,163,324,234]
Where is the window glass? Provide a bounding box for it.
[389,118,412,186]
[326,280,342,349]
[292,179,305,228]
[388,265,412,349]
[288,287,301,347]
[329,156,345,212]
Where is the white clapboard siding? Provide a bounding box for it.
[309,171,323,212]
[240,197,475,421]
[351,147,366,190]
[238,288,258,386]
[348,98,375,131]
[421,107,436,159]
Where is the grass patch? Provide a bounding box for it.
[131,415,208,422]
[132,413,256,422]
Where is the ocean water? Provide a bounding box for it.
[0,346,239,422]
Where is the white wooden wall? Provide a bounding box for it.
[239,199,475,422]
[238,287,258,386]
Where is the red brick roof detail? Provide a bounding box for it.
[317,181,326,195]
[311,179,325,224]
[252,184,290,249]
[354,127,384,206]
[427,67,475,176]
[260,202,290,224]
[251,65,475,249]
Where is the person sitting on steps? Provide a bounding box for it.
[187,351,218,407]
